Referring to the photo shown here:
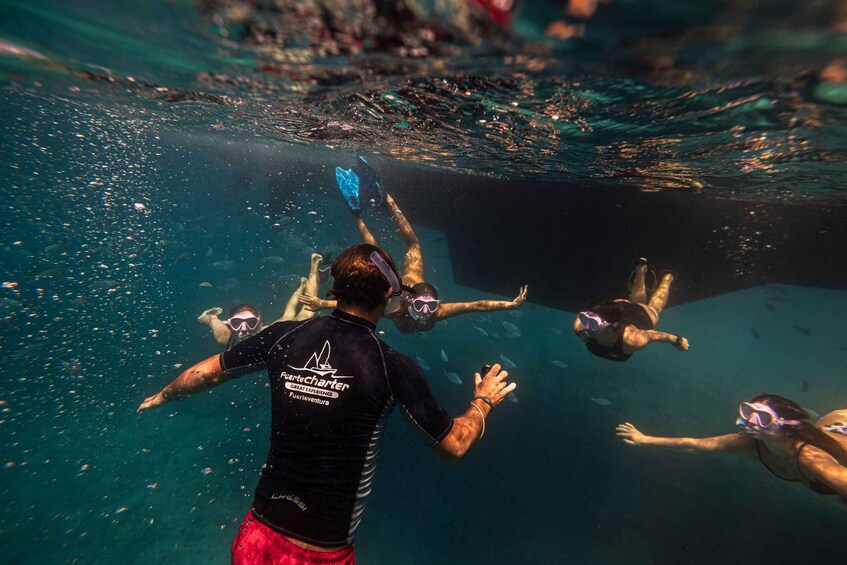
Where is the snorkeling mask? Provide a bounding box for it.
[224,313,261,337]
[736,402,802,433]
[577,311,609,340]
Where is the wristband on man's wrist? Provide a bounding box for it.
[674,335,683,346]
[473,395,494,408]
[469,402,485,439]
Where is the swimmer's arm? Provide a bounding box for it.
[297,294,337,312]
[436,285,528,320]
[798,447,847,498]
[137,355,230,413]
[209,318,233,347]
[616,424,755,454]
[624,328,689,351]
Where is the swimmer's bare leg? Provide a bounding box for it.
[629,260,648,304]
[294,254,323,321]
[648,273,674,317]
[385,193,424,286]
[277,278,307,322]
[355,217,378,246]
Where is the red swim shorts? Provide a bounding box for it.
[231,511,356,565]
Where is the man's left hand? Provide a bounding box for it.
[137,391,167,413]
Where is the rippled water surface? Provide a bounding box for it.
[2,1,847,564]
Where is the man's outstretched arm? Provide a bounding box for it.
[137,354,229,413]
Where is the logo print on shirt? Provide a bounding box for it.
[288,341,352,379]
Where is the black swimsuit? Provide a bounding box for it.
[755,441,838,496]
[584,300,655,362]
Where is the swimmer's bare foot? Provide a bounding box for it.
[197,307,223,325]
[311,253,323,268]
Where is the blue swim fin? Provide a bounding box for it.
[335,167,361,214]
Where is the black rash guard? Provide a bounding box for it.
[220,310,453,548]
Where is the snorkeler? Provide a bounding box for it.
[573,257,688,361]
[198,253,326,348]
[616,395,847,500]
[299,157,528,333]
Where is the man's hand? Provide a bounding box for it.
[616,422,649,445]
[675,337,689,351]
[137,391,168,413]
[474,363,517,407]
[510,285,528,309]
[297,294,324,312]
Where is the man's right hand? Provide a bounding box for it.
[473,363,516,407]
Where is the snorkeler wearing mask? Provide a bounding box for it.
[300,159,528,333]
[616,395,847,501]
[198,253,327,348]
[573,257,688,361]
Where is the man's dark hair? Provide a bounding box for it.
[229,304,260,318]
[329,244,399,309]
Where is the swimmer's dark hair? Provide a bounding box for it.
[752,394,847,467]
[229,304,260,318]
[412,282,438,298]
[328,244,399,310]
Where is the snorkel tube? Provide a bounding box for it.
[370,251,404,297]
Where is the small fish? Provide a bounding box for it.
[502,322,521,336]
[36,267,65,279]
[764,303,775,312]
[173,252,191,265]
[263,256,285,265]
[507,310,525,318]
[204,247,214,259]
[751,328,760,339]
[199,282,213,288]
[551,360,569,369]
[443,370,462,385]
[801,379,809,393]
[210,260,235,271]
[507,392,519,404]
[591,397,612,406]
[546,327,563,335]
[88,280,120,291]
[416,356,431,371]
[43,243,64,254]
[440,348,448,362]
[792,325,811,337]
[473,325,489,338]
[499,354,516,369]
[115,506,129,514]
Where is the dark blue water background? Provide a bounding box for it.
[1,1,847,563]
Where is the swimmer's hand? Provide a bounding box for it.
[510,285,528,308]
[297,294,324,312]
[137,391,168,413]
[197,307,223,325]
[473,363,517,407]
[616,422,648,445]
[675,337,689,352]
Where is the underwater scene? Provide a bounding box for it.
[2,0,847,563]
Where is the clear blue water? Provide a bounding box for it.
[2,1,847,563]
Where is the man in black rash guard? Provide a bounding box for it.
[138,243,517,564]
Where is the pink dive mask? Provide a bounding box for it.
[224,314,261,336]
[578,311,609,333]
[737,402,802,431]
